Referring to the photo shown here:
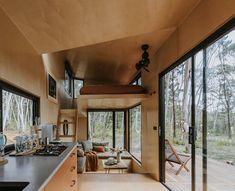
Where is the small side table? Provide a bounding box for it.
[102,160,128,174]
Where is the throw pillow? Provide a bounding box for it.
[81,140,93,152]
[93,146,105,152]
[92,141,109,147]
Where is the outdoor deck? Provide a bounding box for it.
[165,155,235,191]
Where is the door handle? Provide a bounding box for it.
[189,126,193,144]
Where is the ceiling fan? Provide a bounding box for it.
[135,44,150,72]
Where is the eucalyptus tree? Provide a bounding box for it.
[207,34,235,139]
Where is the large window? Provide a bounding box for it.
[88,111,113,147]
[129,105,141,162]
[115,111,125,148]
[88,110,125,148]
[0,82,39,145]
[73,78,84,98]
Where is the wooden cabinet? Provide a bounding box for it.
[44,148,77,191]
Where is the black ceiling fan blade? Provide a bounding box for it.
[143,67,150,72]
[135,44,150,72]
[135,63,142,70]
[145,58,150,65]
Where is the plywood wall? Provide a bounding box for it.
[77,117,87,141]
[0,8,73,125]
[138,0,235,180]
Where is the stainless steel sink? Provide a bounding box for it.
[0,182,29,191]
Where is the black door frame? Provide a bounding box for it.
[159,17,235,191]
[159,56,195,191]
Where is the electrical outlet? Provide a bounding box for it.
[153,126,157,130]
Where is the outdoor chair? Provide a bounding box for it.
[165,139,191,175]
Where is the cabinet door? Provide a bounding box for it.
[64,150,77,191]
[44,148,77,191]
[44,164,67,191]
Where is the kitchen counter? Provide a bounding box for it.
[0,142,77,191]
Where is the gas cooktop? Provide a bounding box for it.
[34,145,67,156]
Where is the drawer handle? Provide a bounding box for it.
[70,166,76,172]
[70,152,76,157]
[70,180,76,187]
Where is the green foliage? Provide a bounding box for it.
[88,111,125,148]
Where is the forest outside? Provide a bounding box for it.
[74,78,83,98]
[88,111,113,147]
[164,29,235,164]
[2,90,33,145]
[88,111,125,148]
[129,105,141,162]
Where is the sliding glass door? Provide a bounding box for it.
[205,29,235,191]
[162,58,193,191]
[160,22,235,191]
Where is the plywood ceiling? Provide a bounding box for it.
[66,27,175,84]
[0,0,201,84]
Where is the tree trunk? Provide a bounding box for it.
[2,92,12,130]
[12,96,21,133]
[182,61,191,153]
[226,106,232,139]
[219,48,232,139]
[165,74,170,127]
[213,105,219,131]
[171,71,176,138]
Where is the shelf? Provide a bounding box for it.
[59,135,75,138]
[59,109,77,117]
[59,121,75,125]
[77,93,149,117]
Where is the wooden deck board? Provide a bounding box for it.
[165,155,235,191]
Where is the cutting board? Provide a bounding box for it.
[9,149,36,156]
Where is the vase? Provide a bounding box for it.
[117,151,121,163]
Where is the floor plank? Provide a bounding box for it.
[78,173,168,191]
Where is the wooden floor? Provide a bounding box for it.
[78,173,168,191]
[166,155,235,191]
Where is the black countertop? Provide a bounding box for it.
[0,142,77,191]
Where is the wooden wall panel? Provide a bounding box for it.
[0,8,73,125]
[77,117,87,141]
